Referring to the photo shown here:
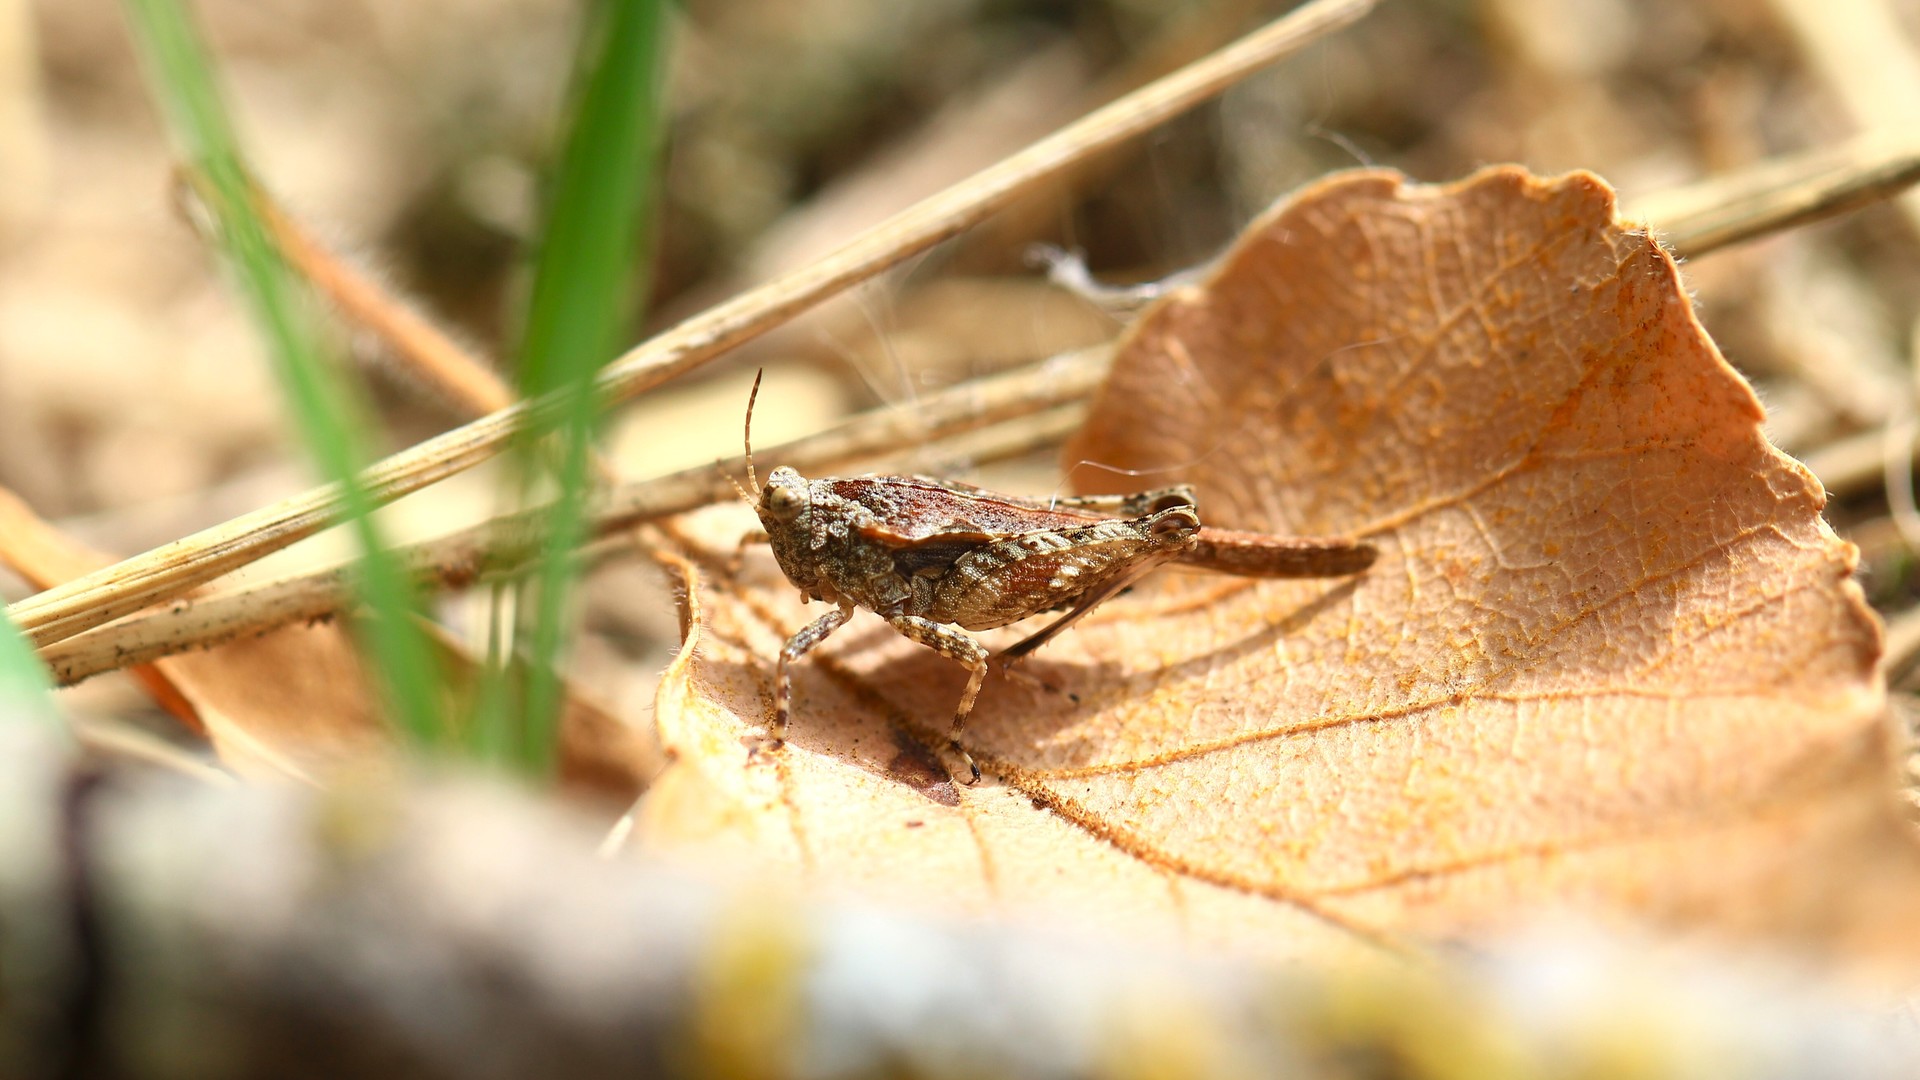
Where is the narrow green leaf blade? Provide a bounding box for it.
[119,0,446,749]
[0,612,53,720]
[507,0,670,776]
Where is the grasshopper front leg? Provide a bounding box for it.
[730,528,770,575]
[886,615,989,785]
[767,598,856,752]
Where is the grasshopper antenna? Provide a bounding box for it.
[723,368,765,506]
[745,368,763,497]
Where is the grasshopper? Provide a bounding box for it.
[732,373,1375,783]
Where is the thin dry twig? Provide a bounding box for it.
[47,125,1920,682]
[1763,0,1920,561]
[247,177,518,416]
[41,351,1107,684]
[1631,135,1920,259]
[233,175,631,513]
[1761,0,1920,241]
[45,0,1920,689]
[5,0,1375,651]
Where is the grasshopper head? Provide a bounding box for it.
[756,465,821,593]
[1145,504,1201,544]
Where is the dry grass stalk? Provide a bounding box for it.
[1631,134,1920,258]
[41,352,1106,683]
[35,0,1920,697]
[243,175,518,416]
[1760,0,1920,240]
[37,127,1920,681]
[3,0,1376,651]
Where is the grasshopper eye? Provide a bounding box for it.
[763,481,805,520]
[1147,489,1195,513]
[1148,507,1199,540]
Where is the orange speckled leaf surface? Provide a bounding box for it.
[638,168,1920,965]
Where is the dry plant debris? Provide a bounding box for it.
[639,167,1920,968]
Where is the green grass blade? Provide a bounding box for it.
[507,0,670,776]
[119,0,446,748]
[0,612,53,720]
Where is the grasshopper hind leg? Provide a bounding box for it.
[886,615,990,785]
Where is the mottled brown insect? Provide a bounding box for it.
[734,373,1375,783]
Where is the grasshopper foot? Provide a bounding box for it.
[950,740,982,786]
[744,734,784,764]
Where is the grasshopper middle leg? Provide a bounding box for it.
[886,615,990,784]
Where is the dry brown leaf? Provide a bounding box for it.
[636,167,1920,968]
[0,488,656,800]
